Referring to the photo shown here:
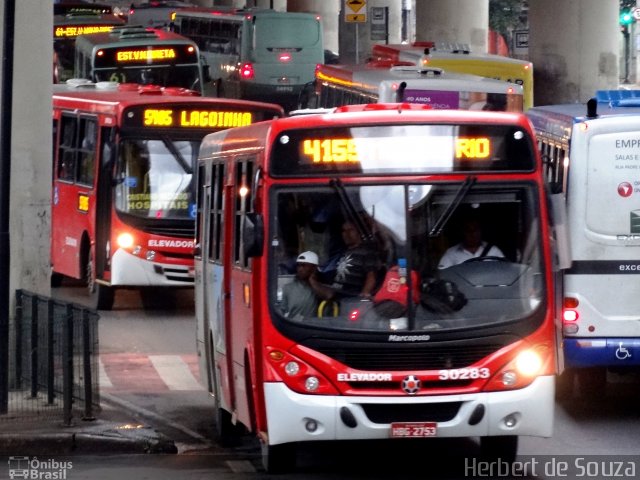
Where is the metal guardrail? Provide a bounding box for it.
[1,290,100,425]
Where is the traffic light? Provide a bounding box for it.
[620,10,633,26]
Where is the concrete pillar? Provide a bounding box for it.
[288,0,340,55]
[529,0,619,105]
[414,0,489,54]
[3,0,52,299]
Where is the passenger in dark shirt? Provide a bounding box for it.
[330,220,381,299]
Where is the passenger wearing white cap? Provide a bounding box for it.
[281,250,333,320]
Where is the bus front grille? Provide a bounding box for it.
[305,343,506,371]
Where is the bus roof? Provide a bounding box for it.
[173,7,321,21]
[54,2,113,16]
[200,103,530,157]
[74,25,196,49]
[53,81,284,113]
[54,12,126,37]
[316,63,524,96]
[371,42,533,67]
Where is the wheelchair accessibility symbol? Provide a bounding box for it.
[615,342,632,360]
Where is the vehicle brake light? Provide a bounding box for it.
[240,63,254,79]
[278,53,291,63]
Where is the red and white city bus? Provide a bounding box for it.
[194,103,569,471]
[52,81,283,310]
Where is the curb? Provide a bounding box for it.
[0,426,177,456]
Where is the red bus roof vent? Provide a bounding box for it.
[139,84,164,95]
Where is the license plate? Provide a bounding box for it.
[276,86,293,92]
[390,422,437,438]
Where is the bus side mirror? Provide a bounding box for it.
[243,212,264,258]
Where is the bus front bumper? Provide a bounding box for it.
[263,375,554,446]
[563,338,640,367]
[110,248,194,286]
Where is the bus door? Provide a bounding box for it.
[94,126,116,279]
[52,114,99,279]
[227,157,257,427]
[203,160,234,414]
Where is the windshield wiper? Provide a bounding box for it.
[429,176,476,237]
[330,178,373,242]
[161,135,192,173]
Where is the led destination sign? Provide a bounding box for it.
[302,137,491,164]
[55,25,116,38]
[123,106,256,129]
[271,124,535,176]
[94,44,197,67]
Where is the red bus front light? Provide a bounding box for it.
[117,232,134,249]
[484,344,553,392]
[240,63,255,79]
[266,347,338,395]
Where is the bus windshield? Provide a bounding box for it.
[271,181,545,334]
[114,137,197,221]
[254,16,322,50]
[93,65,201,90]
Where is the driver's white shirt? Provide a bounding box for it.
[438,242,504,269]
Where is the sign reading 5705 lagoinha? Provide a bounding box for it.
[123,106,255,129]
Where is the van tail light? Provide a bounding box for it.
[562,297,579,334]
[278,53,292,63]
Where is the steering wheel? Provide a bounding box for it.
[463,255,509,264]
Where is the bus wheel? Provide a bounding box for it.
[214,405,242,447]
[85,252,114,311]
[480,435,518,463]
[51,272,64,288]
[261,441,296,474]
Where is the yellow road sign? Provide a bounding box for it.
[346,0,366,14]
[346,13,366,23]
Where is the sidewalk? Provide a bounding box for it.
[0,399,177,456]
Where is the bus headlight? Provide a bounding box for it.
[117,232,134,249]
[515,349,543,376]
[266,347,338,395]
[284,361,300,376]
[305,376,320,391]
[484,344,552,392]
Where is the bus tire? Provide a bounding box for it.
[85,249,114,311]
[214,406,242,447]
[51,272,64,288]
[480,435,518,464]
[261,441,296,474]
